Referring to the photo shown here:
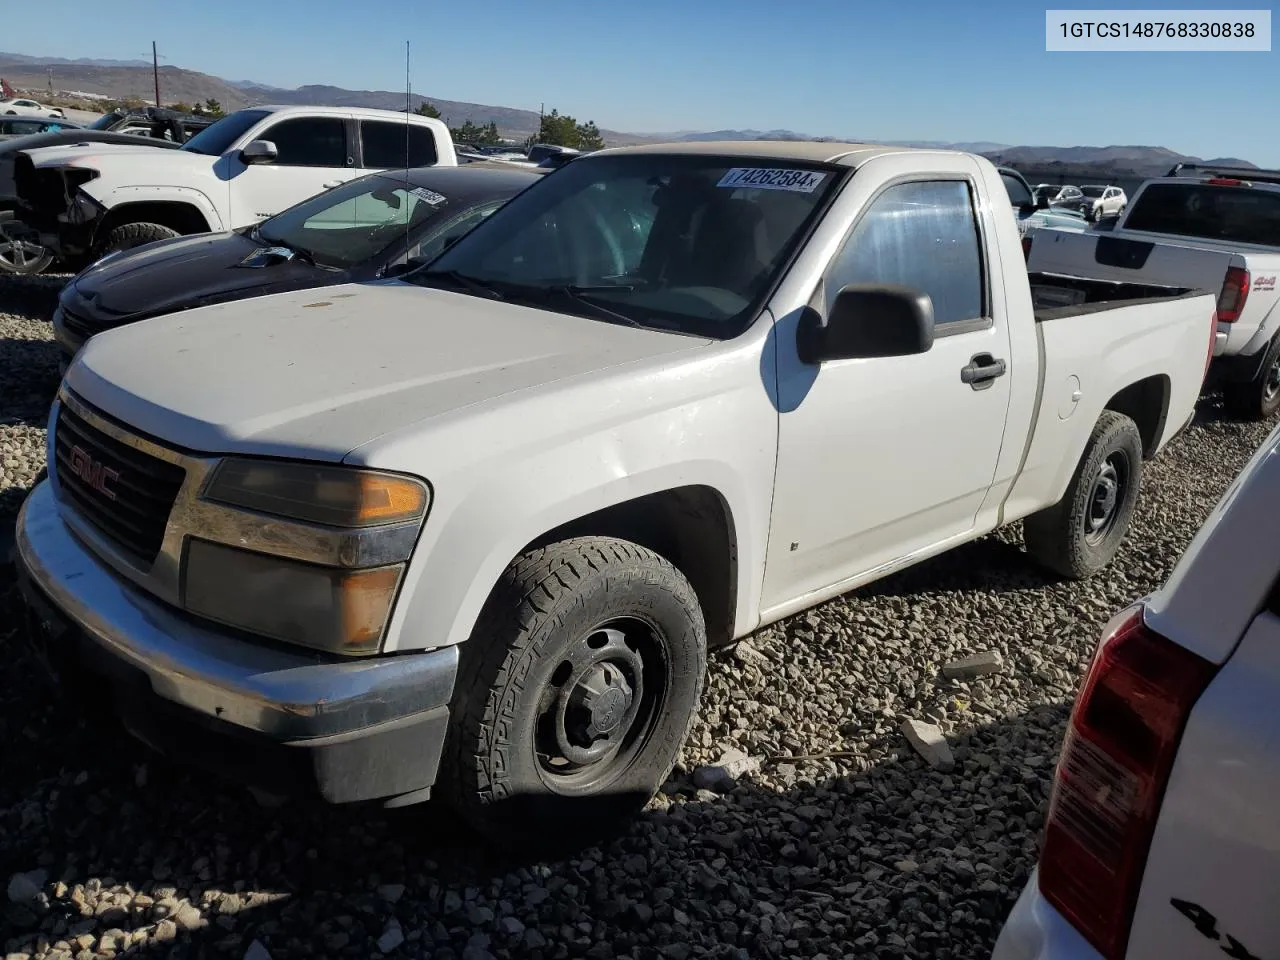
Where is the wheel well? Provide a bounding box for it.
[522,486,739,647]
[1104,375,1170,458]
[97,201,211,239]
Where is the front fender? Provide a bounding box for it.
[356,346,779,655]
[87,184,225,232]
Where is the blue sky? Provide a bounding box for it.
[4,0,1277,163]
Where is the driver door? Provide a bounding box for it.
[228,115,357,228]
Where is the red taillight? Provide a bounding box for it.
[1206,177,1248,186]
[1038,603,1216,959]
[1217,267,1250,323]
[1022,235,1033,261]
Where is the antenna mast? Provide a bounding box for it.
[404,41,412,262]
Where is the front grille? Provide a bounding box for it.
[53,403,186,567]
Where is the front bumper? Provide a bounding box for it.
[991,869,1103,960]
[15,480,458,805]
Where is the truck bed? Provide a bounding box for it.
[1029,270,1208,318]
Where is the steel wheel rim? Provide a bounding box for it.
[1084,450,1129,546]
[533,617,667,794]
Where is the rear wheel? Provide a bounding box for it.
[95,221,180,259]
[1024,411,1144,579]
[1223,335,1280,421]
[443,537,707,849]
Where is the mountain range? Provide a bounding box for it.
[0,51,1260,173]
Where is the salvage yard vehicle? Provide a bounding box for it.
[1028,163,1280,419]
[998,166,1089,252]
[992,417,1280,960]
[15,140,1217,844]
[0,96,63,118]
[12,104,458,266]
[51,163,545,363]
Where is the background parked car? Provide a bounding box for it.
[0,117,81,141]
[0,97,63,118]
[999,167,1089,255]
[51,162,545,363]
[1034,183,1084,208]
[992,416,1280,960]
[1075,184,1127,220]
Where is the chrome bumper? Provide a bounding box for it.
[15,480,458,743]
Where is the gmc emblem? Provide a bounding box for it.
[69,445,119,501]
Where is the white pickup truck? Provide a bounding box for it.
[994,417,1280,960]
[1028,164,1280,419]
[15,141,1216,844]
[12,105,457,264]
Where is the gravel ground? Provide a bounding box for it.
[0,268,1274,960]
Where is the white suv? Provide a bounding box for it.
[1078,184,1127,220]
[994,419,1280,960]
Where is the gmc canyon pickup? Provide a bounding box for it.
[1028,163,1280,419]
[13,104,457,265]
[16,141,1216,844]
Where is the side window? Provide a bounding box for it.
[361,121,438,168]
[258,117,347,167]
[825,179,985,327]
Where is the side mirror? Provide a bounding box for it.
[1036,194,1050,209]
[240,140,278,164]
[797,284,935,363]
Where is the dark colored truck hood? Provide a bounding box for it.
[64,231,339,330]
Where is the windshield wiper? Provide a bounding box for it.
[543,285,643,328]
[413,269,505,300]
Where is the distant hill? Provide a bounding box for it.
[0,51,1261,169]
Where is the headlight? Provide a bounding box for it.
[204,459,429,527]
[184,539,402,655]
[189,460,431,654]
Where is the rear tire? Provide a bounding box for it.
[1024,411,1144,579]
[95,222,180,259]
[1223,335,1280,421]
[442,536,707,850]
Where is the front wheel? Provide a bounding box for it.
[1223,335,1280,421]
[95,221,180,258]
[0,218,53,275]
[443,537,707,849]
[1024,411,1144,579]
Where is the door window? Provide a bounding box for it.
[824,179,985,327]
[360,121,438,168]
[257,117,348,167]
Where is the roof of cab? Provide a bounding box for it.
[591,139,924,167]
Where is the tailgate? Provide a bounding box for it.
[1028,228,1235,298]
[1123,607,1280,960]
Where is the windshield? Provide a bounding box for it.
[1124,182,1280,246]
[410,153,842,338]
[87,112,123,130]
[1081,186,1105,197]
[257,173,481,269]
[181,109,270,156]
[1001,173,1035,207]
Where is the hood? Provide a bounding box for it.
[67,231,334,324]
[0,130,181,158]
[66,282,711,461]
[25,142,208,169]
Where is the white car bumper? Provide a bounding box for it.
[992,869,1104,960]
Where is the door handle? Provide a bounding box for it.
[960,353,1007,390]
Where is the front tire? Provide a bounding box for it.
[1223,334,1280,421]
[443,537,707,849]
[0,217,53,275]
[95,221,180,258]
[1024,411,1144,579]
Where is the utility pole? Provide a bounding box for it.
[152,41,161,108]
